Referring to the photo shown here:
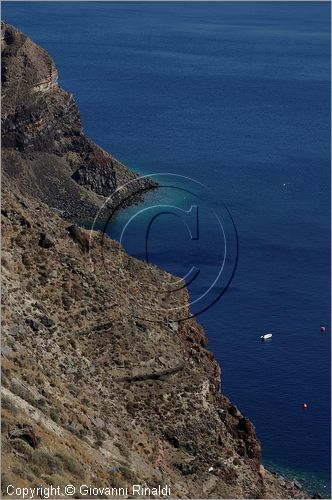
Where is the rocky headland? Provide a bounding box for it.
[1,22,310,499]
[1,22,155,220]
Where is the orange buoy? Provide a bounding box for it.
[321,326,326,333]
[303,403,309,410]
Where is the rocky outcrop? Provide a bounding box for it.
[1,22,310,500]
[1,22,155,220]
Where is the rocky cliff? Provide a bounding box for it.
[1,22,154,220]
[1,22,309,499]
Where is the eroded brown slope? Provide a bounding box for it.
[1,22,308,500]
[1,188,307,499]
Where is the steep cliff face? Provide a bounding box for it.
[1,189,307,500]
[1,22,309,499]
[1,22,154,219]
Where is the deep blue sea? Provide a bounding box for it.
[4,2,330,495]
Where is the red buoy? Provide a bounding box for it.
[321,326,326,333]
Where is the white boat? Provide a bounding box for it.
[260,333,272,340]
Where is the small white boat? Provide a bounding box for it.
[260,333,272,340]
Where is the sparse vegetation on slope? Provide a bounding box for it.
[1,22,309,499]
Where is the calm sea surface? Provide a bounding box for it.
[4,2,330,495]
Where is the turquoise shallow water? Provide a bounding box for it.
[4,2,330,495]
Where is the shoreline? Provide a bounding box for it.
[1,20,320,499]
[83,190,328,499]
